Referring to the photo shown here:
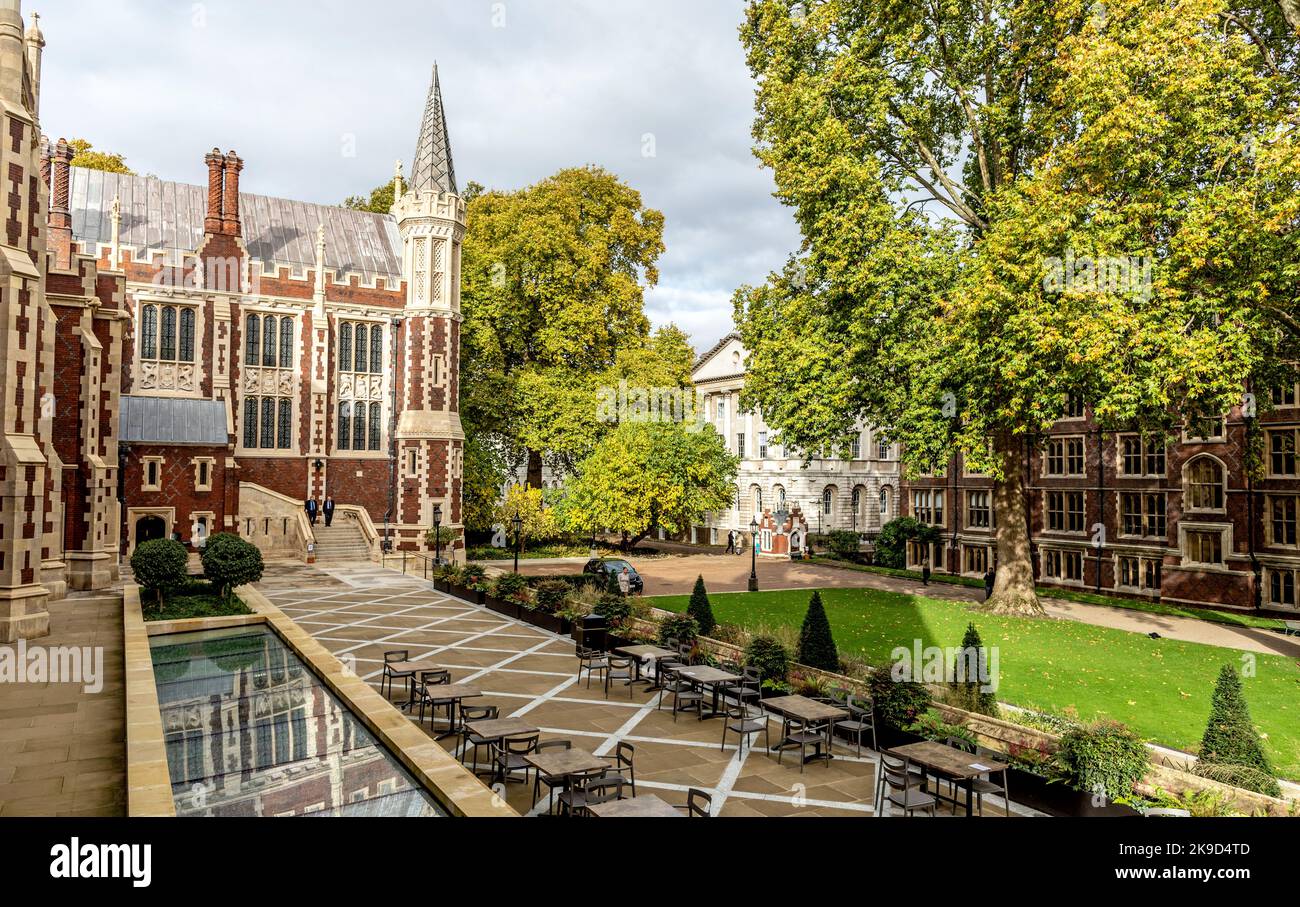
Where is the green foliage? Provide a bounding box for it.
[867,664,932,729]
[873,518,940,570]
[1190,761,1280,799]
[945,623,999,717]
[342,179,396,214]
[424,525,458,548]
[796,591,839,671]
[593,592,632,629]
[492,571,530,601]
[1053,720,1150,801]
[657,613,699,647]
[460,563,489,591]
[685,575,716,637]
[825,530,861,561]
[199,533,264,602]
[495,484,558,553]
[908,708,978,750]
[532,579,571,614]
[1197,664,1277,796]
[743,635,791,684]
[68,138,134,174]
[130,539,190,607]
[556,420,737,549]
[144,579,251,623]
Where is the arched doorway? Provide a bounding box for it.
[136,515,166,546]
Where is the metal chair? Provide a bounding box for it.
[831,692,877,756]
[775,717,828,773]
[604,657,636,699]
[556,767,610,817]
[666,666,703,721]
[458,704,499,773]
[380,650,414,705]
[574,776,626,816]
[969,745,1011,816]
[686,788,713,817]
[416,669,453,728]
[603,741,637,796]
[491,733,540,786]
[721,701,770,754]
[577,646,608,688]
[531,739,573,813]
[654,658,684,710]
[877,754,937,817]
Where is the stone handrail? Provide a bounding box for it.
[238,482,314,562]
[333,504,380,560]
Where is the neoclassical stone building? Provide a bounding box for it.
[691,334,900,546]
[0,1,466,640]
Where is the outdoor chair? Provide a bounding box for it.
[775,717,828,773]
[686,788,713,817]
[968,745,1011,817]
[603,741,637,797]
[577,646,608,688]
[654,658,685,710]
[666,666,704,721]
[491,733,540,786]
[574,776,626,816]
[604,657,636,699]
[556,767,610,817]
[721,701,770,754]
[380,649,414,704]
[458,705,499,773]
[873,750,926,813]
[676,641,694,663]
[831,693,877,757]
[531,739,574,813]
[416,669,454,727]
[878,755,937,817]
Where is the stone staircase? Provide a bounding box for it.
[310,520,374,564]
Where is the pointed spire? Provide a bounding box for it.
[409,63,457,196]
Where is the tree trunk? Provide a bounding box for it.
[985,433,1046,616]
[526,448,543,489]
[1279,0,1300,34]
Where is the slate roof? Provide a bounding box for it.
[120,395,229,446]
[409,64,457,196]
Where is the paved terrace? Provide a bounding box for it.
[257,563,1036,817]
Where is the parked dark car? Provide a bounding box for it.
[583,558,644,594]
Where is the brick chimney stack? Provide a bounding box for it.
[49,137,71,228]
[204,148,223,235]
[221,150,242,237]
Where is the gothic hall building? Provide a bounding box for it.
[0,1,465,642]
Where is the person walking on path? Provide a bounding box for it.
[724,530,735,554]
[618,566,631,596]
[305,497,319,526]
[983,567,996,601]
[921,559,931,586]
[323,495,335,528]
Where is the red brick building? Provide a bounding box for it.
[899,396,1300,614]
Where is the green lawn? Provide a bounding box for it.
[652,587,1300,781]
[143,579,251,622]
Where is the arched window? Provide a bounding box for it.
[177,309,194,361]
[338,323,353,371]
[279,317,293,368]
[160,306,176,360]
[823,487,834,515]
[262,315,277,366]
[368,402,381,450]
[243,397,258,449]
[277,399,292,449]
[141,305,158,359]
[354,324,369,373]
[369,325,383,374]
[1187,457,1225,510]
[852,487,861,513]
[338,402,351,451]
[880,487,891,515]
[751,486,762,515]
[775,485,786,508]
[245,313,259,365]
[259,397,275,449]
[352,401,367,451]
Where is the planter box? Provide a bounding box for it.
[484,596,517,619]
[522,610,565,635]
[449,583,474,602]
[1005,768,1141,817]
[434,579,451,593]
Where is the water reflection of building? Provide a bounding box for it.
[154,630,439,817]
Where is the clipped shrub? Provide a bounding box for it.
[826,530,861,561]
[796,590,839,671]
[945,622,999,717]
[131,538,189,607]
[492,571,530,601]
[685,575,716,637]
[867,664,932,729]
[199,533,263,602]
[1053,720,1150,802]
[593,592,632,629]
[874,517,940,569]
[658,613,699,647]
[1197,664,1277,795]
[744,635,791,685]
[532,579,570,614]
[460,563,488,590]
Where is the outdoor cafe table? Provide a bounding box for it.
[888,740,1010,817]
[463,718,541,783]
[524,747,608,811]
[386,660,444,711]
[613,644,677,689]
[420,683,481,740]
[587,793,684,818]
[762,695,849,765]
[675,665,742,718]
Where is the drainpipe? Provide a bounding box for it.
[1096,426,1105,594]
[383,317,403,553]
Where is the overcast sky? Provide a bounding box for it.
[38,0,801,354]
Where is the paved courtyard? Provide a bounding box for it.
[257,563,1032,817]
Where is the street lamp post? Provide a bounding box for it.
[748,516,759,592]
[512,513,523,574]
[432,503,442,566]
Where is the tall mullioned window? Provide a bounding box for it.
[241,312,296,451]
[141,303,195,363]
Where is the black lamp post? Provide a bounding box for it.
[512,513,523,574]
[432,503,442,566]
[748,516,759,592]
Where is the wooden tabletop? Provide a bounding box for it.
[421,683,481,701]
[676,665,741,684]
[385,660,441,674]
[615,645,677,659]
[889,741,1009,779]
[463,718,540,740]
[587,794,684,818]
[524,747,608,778]
[762,695,849,723]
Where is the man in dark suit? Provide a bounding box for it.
[323,496,335,528]
[305,497,319,526]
